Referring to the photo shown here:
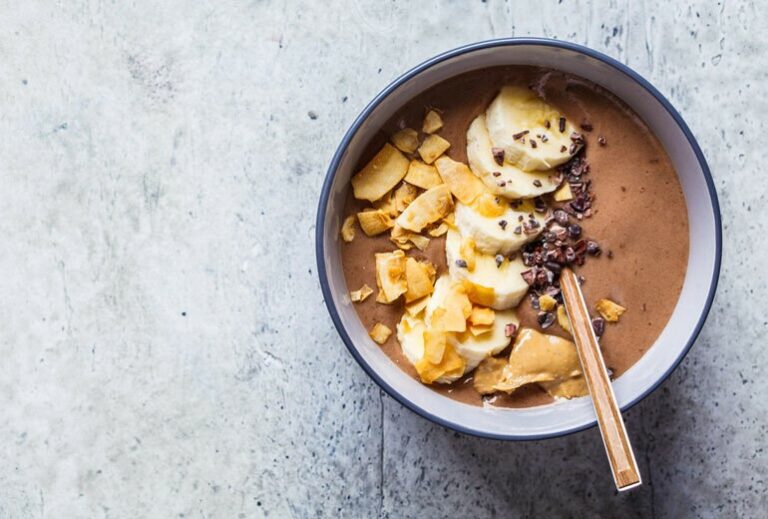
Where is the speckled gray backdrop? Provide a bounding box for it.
[0,0,764,517]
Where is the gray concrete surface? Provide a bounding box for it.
[0,1,764,517]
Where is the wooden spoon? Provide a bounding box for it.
[560,268,642,491]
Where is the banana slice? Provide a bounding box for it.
[466,114,561,198]
[449,312,518,372]
[426,275,519,372]
[454,200,546,255]
[445,229,529,310]
[485,86,580,172]
[396,313,463,384]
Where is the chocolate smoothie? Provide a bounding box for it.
[341,66,689,408]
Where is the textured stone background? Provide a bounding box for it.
[0,1,764,517]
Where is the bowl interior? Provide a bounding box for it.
[318,41,719,439]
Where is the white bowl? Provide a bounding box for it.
[315,39,721,440]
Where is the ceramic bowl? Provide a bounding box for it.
[315,38,721,440]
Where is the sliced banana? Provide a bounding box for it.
[485,86,580,172]
[466,114,561,198]
[454,200,546,255]
[395,313,462,384]
[449,311,518,372]
[426,275,519,372]
[445,229,530,310]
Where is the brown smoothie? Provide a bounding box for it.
[340,66,689,408]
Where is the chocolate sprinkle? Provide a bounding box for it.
[492,147,505,165]
[513,130,530,140]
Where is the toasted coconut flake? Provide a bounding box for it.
[341,215,356,242]
[473,357,508,395]
[469,323,494,336]
[357,209,394,236]
[391,128,419,154]
[405,258,436,303]
[427,222,449,237]
[351,143,410,202]
[390,224,430,251]
[404,160,443,189]
[469,306,495,326]
[417,134,451,164]
[459,237,477,271]
[422,109,444,134]
[423,330,446,364]
[395,184,453,232]
[350,284,373,302]
[557,305,572,334]
[443,212,456,228]
[415,343,465,384]
[393,183,419,213]
[538,294,557,312]
[405,296,429,316]
[374,250,407,303]
[369,323,392,344]
[408,233,430,251]
[553,182,574,202]
[431,285,472,333]
[373,190,398,218]
[596,298,626,322]
[460,280,496,308]
[434,156,487,205]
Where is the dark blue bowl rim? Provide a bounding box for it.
[314,37,722,441]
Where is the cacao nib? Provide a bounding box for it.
[498,219,508,230]
[559,117,566,133]
[505,323,518,338]
[521,269,536,286]
[553,209,569,225]
[586,240,601,256]
[455,259,468,269]
[592,317,605,337]
[538,311,556,329]
[567,223,582,238]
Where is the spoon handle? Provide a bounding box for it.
[560,268,642,491]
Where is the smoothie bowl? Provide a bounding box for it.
[315,39,721,440]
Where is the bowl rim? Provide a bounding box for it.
[315,37,722,441]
